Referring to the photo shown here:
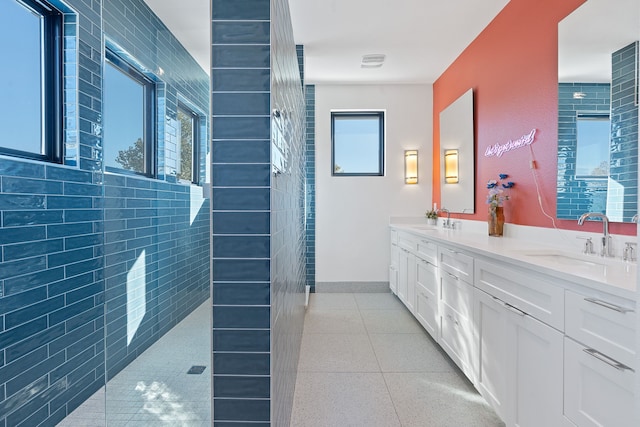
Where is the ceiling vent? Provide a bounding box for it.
[361,54,386,68]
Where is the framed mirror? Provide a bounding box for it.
[557,0,639,222]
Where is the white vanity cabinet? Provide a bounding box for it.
[389,229,399,295]
[415,255,439,340]
[475,259,564,427]
[438,246,476,382]
[396,232,417,314]
[563,289,636,427]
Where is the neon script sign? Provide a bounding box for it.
[484,129,536,158]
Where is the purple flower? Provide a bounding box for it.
[487,179,497,189]
[502,181,515,189]
[499,173,509,180]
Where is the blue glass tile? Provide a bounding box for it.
[0,194,45,210]
[212,139,270,164]
[213,236,269,258]
[47,223,93,238]
[46,166,92,183]
[49,297,94,326]
[64,257,102,277]
[64,182,102,196]
[213,376,270,399]
[212,69,270,92]
[0,225,47,245]
[213,212,270,234]
[212,45,270,69]
[0,159,45,179]
[213,399,270,422]
[213,306,270,329]
[212,259,269,282]
[64,209,102,222]
[0,287,47,316]
[212,164,270,187]
[213,352,270,376]
[212,22,270,44]
[0,317,48,348]
[47,196,92,209]
[213,330,270,352]
[212,188,270,211]
[3,239,64,262]
[2,211,63,227]
[5,296,65,330]
[213,117,270,140]
[1,177,63,195]
[211,0,270,20]
[48,248,94,268]
[3,267,65,296]
[212,93,270,116]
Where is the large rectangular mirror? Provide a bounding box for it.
[557,0,639,222]
[440,89,475,213]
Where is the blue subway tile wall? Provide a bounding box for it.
[211,0,307,424]
[609,42,639,222]
[304,84,316,291]
[0,0,210,425]
[557,83,611,219]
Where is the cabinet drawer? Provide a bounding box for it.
[398,231,417,252]
[440,271,473,321]
[416,282,438,340]
[564,337,635,427]
[440,303,476,382]
[565,290,635,369]
[475,259,564,331]
[438,246,473,285]
[416,238,438,265]
[416,257,437,296]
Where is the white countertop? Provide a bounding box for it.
[391,223,637,300]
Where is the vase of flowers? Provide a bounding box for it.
[425,209,438,225]
[487,174,514,236]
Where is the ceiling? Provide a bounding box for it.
[144,0,510,84]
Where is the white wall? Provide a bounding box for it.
[315,84,433,283]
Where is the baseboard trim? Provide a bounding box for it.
[315,281,390,293]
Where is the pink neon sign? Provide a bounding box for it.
[484,129,536,157]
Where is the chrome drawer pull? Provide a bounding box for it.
[446,248,459,255]
[583,348,635,373]
[584,298,634,314]
[504,303,525,317]
[445,272,459,281]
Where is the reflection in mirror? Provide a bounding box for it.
[440,89,475,213]
[557,0,639,222]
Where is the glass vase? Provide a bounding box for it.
[488,206,505,236]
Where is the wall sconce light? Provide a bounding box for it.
[444,149,459,184]
[404,150,418,184]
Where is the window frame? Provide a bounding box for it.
[331,111,385,177]
[575,111,610,179]
[0,0,63,163]
[104,48,157,177]
[177,101,201,185]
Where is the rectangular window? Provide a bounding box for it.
[331,112,384,176]
[575,113,610,177]
[0,0,62,162]
[177,103,200,184]
[103,48,156,177]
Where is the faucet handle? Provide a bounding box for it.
[623,242,637,262]
[576,236,595,255]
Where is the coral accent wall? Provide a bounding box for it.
[433,0,634,236]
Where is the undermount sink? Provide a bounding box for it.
[518,251,607,267]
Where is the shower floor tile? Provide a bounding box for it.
[57,300,211,427]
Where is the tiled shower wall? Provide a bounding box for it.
[0,0,209,425]
[557,82,610,218]
[609,41,639,222]
[211,0,306,424]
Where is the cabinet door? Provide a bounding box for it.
[564,337,635,427]
[474,288,508,421]
[389,244,399,295]
[506,308,563,427]
[397,249,415,313]
[415,258,438,340]
[440,286,476,383]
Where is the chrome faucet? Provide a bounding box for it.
[438,208,452,229]
[632,214,638,223]
[577,212,613,257]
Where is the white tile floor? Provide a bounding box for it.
[58,300,211,427]
[59,292,503,426]
[289,292,505,427]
